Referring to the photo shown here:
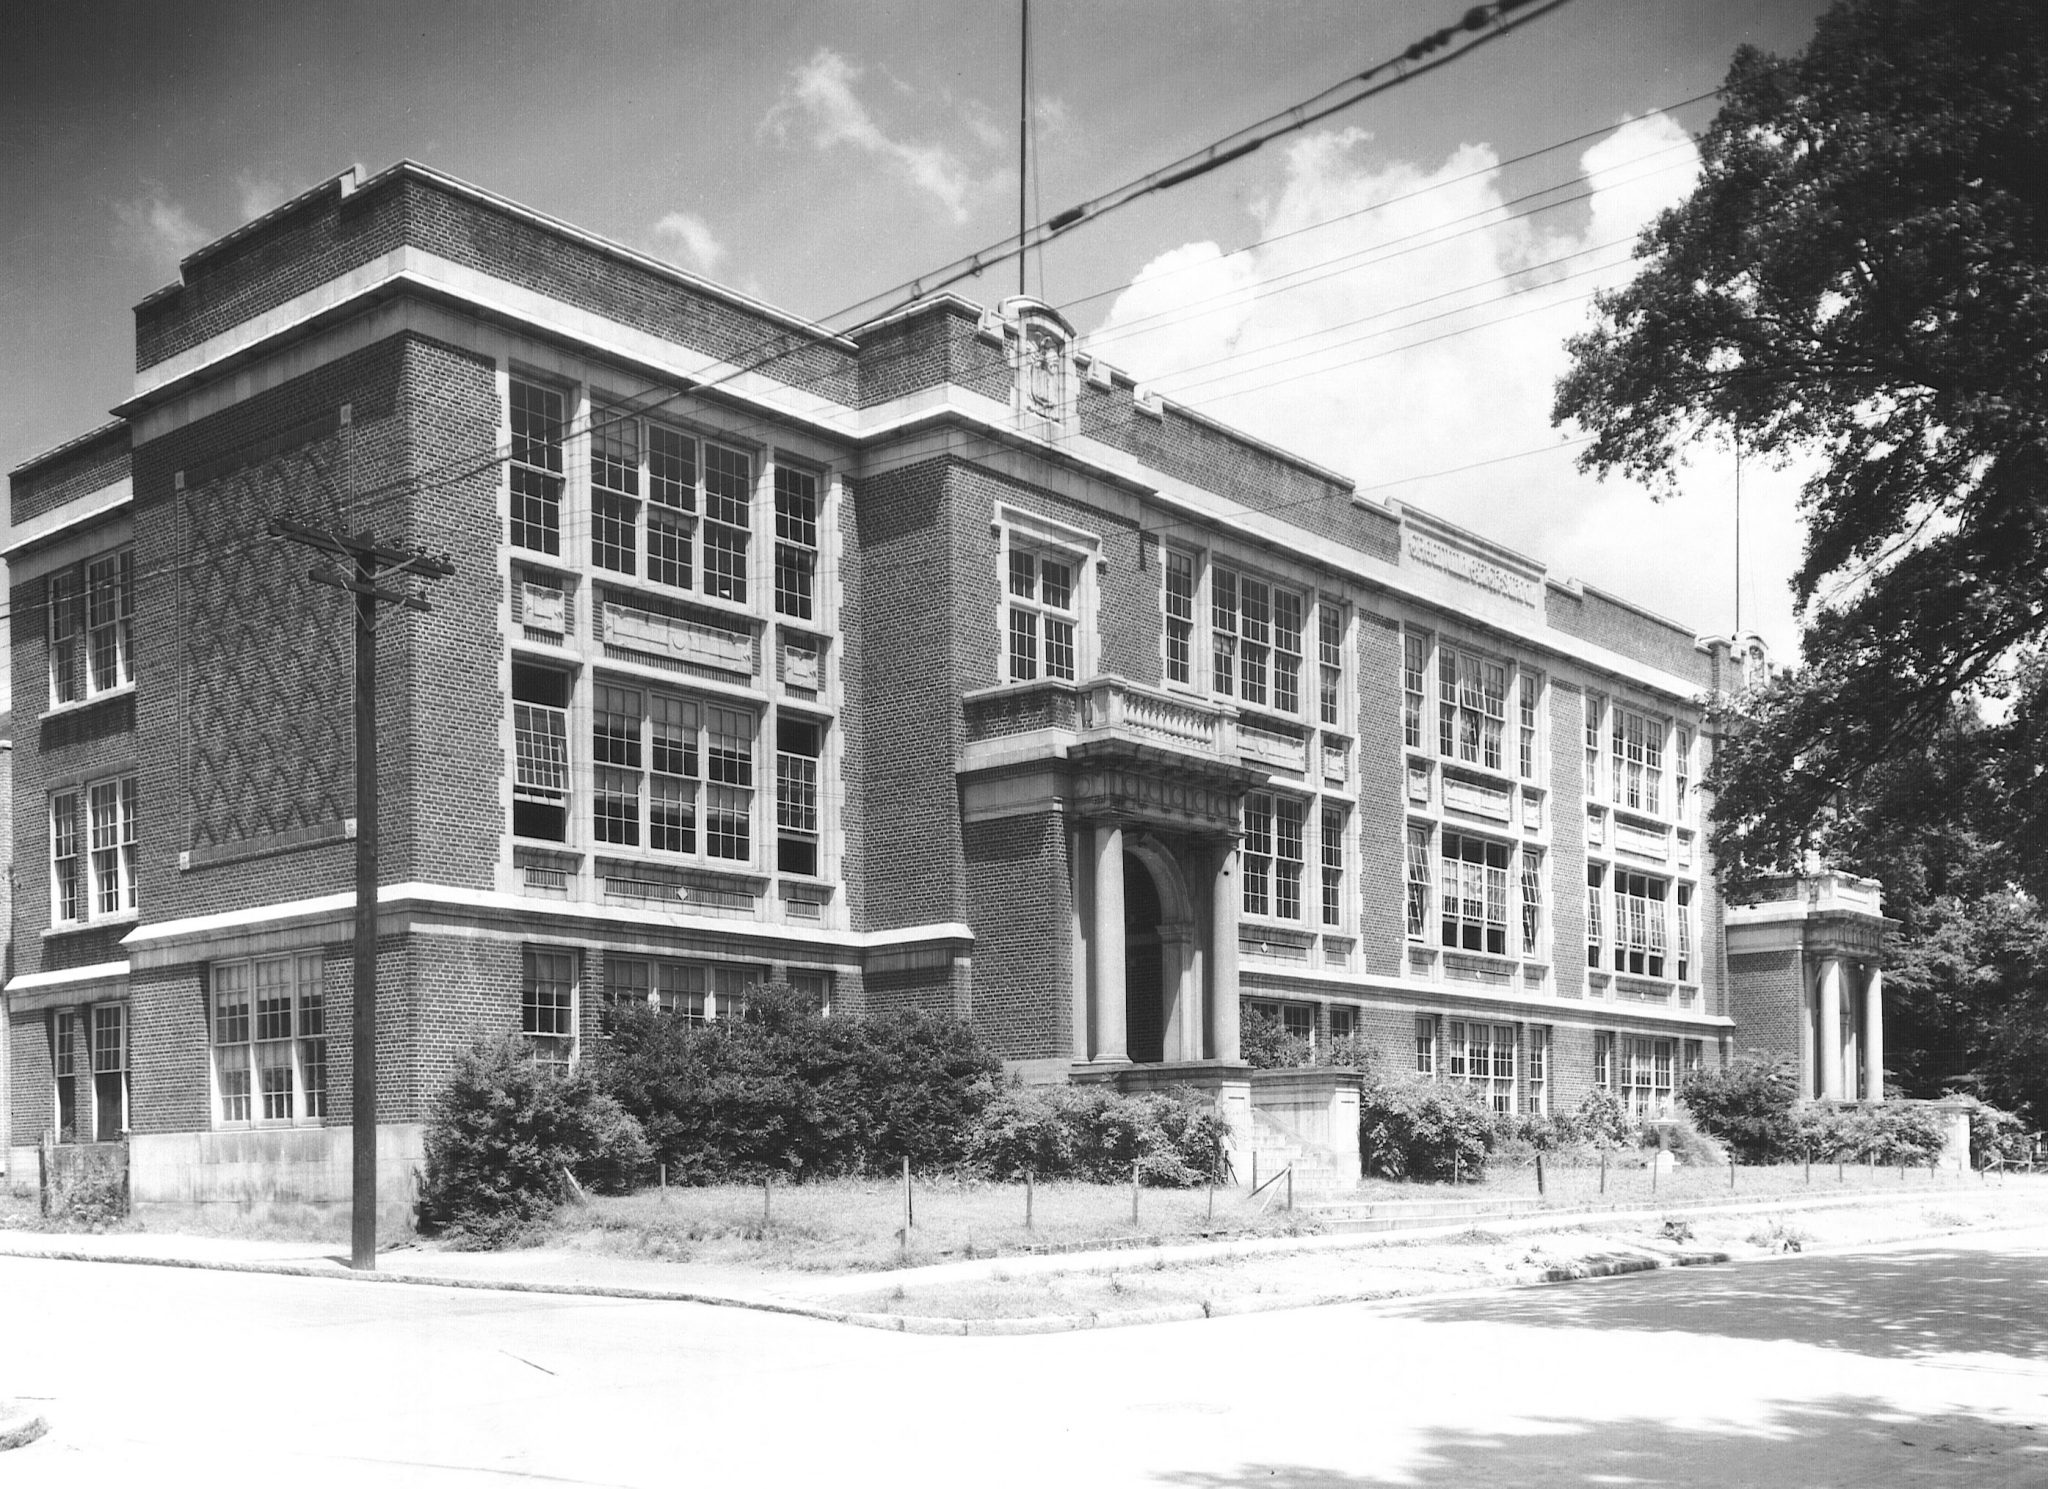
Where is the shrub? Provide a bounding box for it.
[1240,1009,1312,1070]
[1953,1096,2029,1166]
[1572,1089,1634,1149]
[1792,1101,1950,1164]
[1358,1076,1496,1182]
[592,986,1001,1182]
[1511,1111,1586,1152]
[963,1084,1229,1186]
[420,1035,653,1243]
[1677,1053,1800,1163]
[1637,1114,1726,1167]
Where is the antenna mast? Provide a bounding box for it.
[1734,419,1743,636]
[1019,0,1030,296]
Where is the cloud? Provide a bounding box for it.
[114,188,210,264]
[1083,114,1809,663]
[650,211,727,275]
[763,48,988,222]
[234,172,291,222]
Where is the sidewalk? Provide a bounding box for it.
[3,1181,2039,1338]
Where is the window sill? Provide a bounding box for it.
[41,683,137,722]
[45,913,139,940]
[210,1120,333,1133]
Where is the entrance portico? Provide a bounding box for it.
[1725,872,1891,1101]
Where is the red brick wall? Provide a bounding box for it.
[1545,584,1711,687]
[1728,949,1806,1069]
[7,1010,54,1148]
[1548,680,1590,1000]
[8,424,130,527]
[1353,608,1408,977]
[962,811,1071,1059]
[855,304,1011,407]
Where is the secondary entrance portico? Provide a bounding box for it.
[1725,872,1890,1102]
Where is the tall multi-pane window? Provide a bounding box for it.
[774,466,819,619]
[704,705,756,860]
[1318,604,1344,726]
[1518,670,1540,779]
[703,443,753,603]
[1439,832,1509,954]
[509,380,565,554]
[1243,793,1305,920]
[593,684,643,846]
[1319,804,1345,927]
[1414,1015,1437,1077]
[590,409,639,573]
[1212,567,1303,713]
[48,549,134,707]
[606,958,763,1022]
[91,1004,127,1139]
[1683,1038,1704,1074]
[1007,546,1077,682]
[52,777,134,924]
[1613,870,1668,977]
[1675,726,1693,823]
[53,1011,79,1138]
[1593,1030,1615,1090]
[1583,693,1602,796]
[1164,551,1195,685]
[1526,1026,1550,1115]
[1612,707,1665,814]
[512,663,571,841]
[777,716,822,875]
[1519,849,1543,957]
[650,694,696,853]
[591,689,759,862]
[522,948,577,1073]
[1439,647,1507,770]
[1447,1020,1516,1114]
[1404,824,1431,938]
[1621,1036,1675,1118]
[1402,632,1426,749]
[647,423,696,588]
[1676,883,1694,981]
[1586,864,1605,969]
[211,954,325,1126]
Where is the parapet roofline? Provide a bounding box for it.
[8,418,128,483]
[135,160,859,356]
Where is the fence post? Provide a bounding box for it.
[1804,1148,1811,1186]
[1454,1151,1462,1186]
[1131,1159,1141,1226]
[1025,1168,1035,1231]
[1286,1165,1293,1213]
[1599,1149,1607,1195]
[1838,1156,1845,1184]
[1535,1153,1545,1197]
[903,1156,913,1230]
[763,1174,772,1224]
[1730,1154,1737,1190]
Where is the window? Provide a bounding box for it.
[1683,1038,1705,1074]
[607,958,764,1022]
[1164,550,1195,685]
[777,715,823,875]
[1519,849,1543,957]
[1243,793,1305,919]
[1613,871,1668,977]
[1583,693,1602,796]
[1594,1030,1615,1090]
[592,408,760,602]
[1612,706,1665,815]
[1621,1035,1676,1118]
[594,682,642,846]
[1319,804,1345,927]
[1448,1020,1517,1114]
[1675,726,1693,823]
[1438,646,1507,771]
[1245,997,1314,1045]
[1518,670,1541,780]
[702,443,753,602]
[1213,567,1303,713]
[589,682,758,862]
[510,380,565,554]
[590,408,639,574]
[513,663,570,841]
[53,1010,80,1139]
[1328,1005,1356,1041]
[1439,832,1509,955]
[790,969,833,1014]
[1527,1025,1550,1115]
[1402,632,1426,749]
[1586,864,1605,970]
[1317,604,1344,726]
[1007,546,1077,682]
[211,955,325,1126]
[1414,1015,1437,1077]
[52,776,135,925]
[48,549,134,707]
[1676,882,1694,981]
[522,948,577,1072]
[1404,824,1431,939]
[774,466,819,619]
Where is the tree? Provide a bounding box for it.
[1553,0,2048,897]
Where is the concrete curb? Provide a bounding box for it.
[0,1401,50,1452]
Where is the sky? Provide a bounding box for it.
[1,0,1836,664]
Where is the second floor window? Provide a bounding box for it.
[1213,568,1303,713]
[1318,604,1344,726]
[1008,546,1077,682]
[1243,792,1305,919]
[510,380,565,555]
[1612,706,1665,815]
[1440,831,1509,955]
[1402,632,1426,749]
[774,467,819,619]
[589,406,758,606]
[777,716,822,875]
[1164,550,1195,685]
[586,680,756,862]
[1439,646,1507,771]
[53,776,136,925]
[1612,869,1669,978]
[49,549,134,707]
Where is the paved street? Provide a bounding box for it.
[5,1227,2046,1487]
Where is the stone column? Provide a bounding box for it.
[1863,964,1885,1102]
[1209,840,1241,1063]
[1818,956,1845,1100]
[1090,822,1128,1062]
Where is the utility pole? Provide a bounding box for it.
[269,518,452,1270]
[1019,0,1030,296]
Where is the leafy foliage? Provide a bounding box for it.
[592,986,1001,1182]
[1240,1008,1379,1071]
[1554,0,2048,897]
[964,1084,1231,1186]
[1957,1096,2030,1166]
[1791,1101,1950,1164]
[1357,1076,1497,1182]
[1570,1089,1634,1149]
[1636,1114,1727,1168]
[420,1035,653,1245]
[1677,1053,1801,1163]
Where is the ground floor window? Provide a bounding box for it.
[1414,1014,1437,1077]
[211,955,326,1125]
[1526,1025,1550,1115]
[1327,1005,1356,1041]
[604,956,764,1024]
[1446,1020,1516,1114]
[523,947,578,1072]
[1619,1035,1676,1118]
[1243,997,1315,1047]
[50,1002,127,1142]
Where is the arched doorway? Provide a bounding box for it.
[1124,853,1165,1064]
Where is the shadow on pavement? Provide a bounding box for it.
[1381,1242,2048,1361]
[1152,1397,2047,1487]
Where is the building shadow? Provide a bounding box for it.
[1375,1241,2048,1363]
